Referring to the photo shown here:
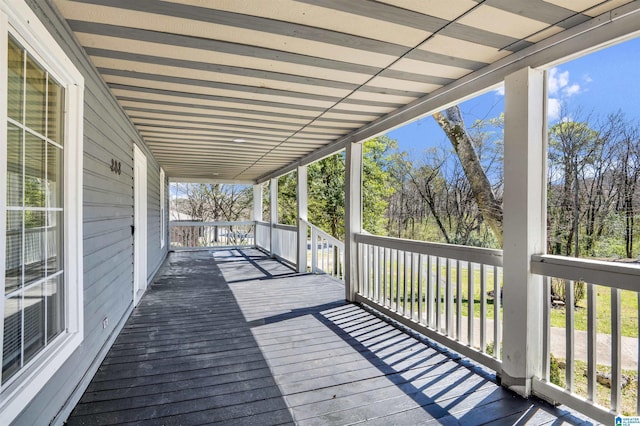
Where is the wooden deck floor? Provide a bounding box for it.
[67,249,594,425]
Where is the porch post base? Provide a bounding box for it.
[500,371,533,398]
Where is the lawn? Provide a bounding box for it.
[550,286,639,338]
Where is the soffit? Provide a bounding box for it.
[52,0,632,182]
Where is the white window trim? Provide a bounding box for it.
[0,1,84,423]
[160,168,165,248]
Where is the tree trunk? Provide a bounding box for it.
[433,107,503,246]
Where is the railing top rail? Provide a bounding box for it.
[169,220,255,227]
[531,254,640,292]
[273,223,297,232]
[355,233,503,266]
[309,223,344,248]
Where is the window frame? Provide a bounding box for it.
[0,0,84,423]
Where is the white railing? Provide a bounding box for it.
[255,221,271,252]
[169,221,255,250]
[531,255,640,424]
[310,224,344,281]
[355,233,503,372]
[271,223,297,265]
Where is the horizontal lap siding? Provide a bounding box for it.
[13,1,168,424]
[146,157,165,281]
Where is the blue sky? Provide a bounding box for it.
[386,36,640,153]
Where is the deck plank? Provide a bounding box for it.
[67,249,595,425]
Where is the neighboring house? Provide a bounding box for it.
[0,1,168,424]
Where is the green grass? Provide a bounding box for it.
[550,287,639,338]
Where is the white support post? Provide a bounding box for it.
[252,184,263,222]
[269,177,278,258]
[345,142,363,302]
[502,67,545,397]
[297,165,308,273]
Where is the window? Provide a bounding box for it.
[0,1,84,422]
[4,34,66,383]
[160,168,165,248]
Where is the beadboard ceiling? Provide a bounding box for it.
[53,0,634,182]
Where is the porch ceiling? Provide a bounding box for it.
[53,0,631,182]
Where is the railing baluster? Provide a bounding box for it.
[427,255,433,328]
[362,244,367,296]
[418,254,424,325]
[378,246,384,304]
[446,258,453,337]
[364,244,372,298]
[395,249,401,313]
[493,265,501,360]
[612,287,621,412]
[371,245,376,299]
[361,244,367,297]
[382,247,388,307]
[565,279,574,392]
[403,251,409,317]
[373,245,379,301]
[587,282,596,402]
[369,245,375,298]
[323,237,328,273]
[468,262,474,348]
[386,248,391,308]
[480,264,486,352]
[311,227,317,273]
[320,237,324,272]
[320,236,324,272]
[436,257,442,332]
[456,259,462,341]
[409,253,414,320]
[357,242,363,295]
[328,238,331,274]
[542,275,551,381]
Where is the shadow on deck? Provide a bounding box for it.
[67,249,594,425]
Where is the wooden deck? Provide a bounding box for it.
[67,249,594,425]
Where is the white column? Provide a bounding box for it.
[502,67,545,397]
[297,165,308,273]
[345,142,363,302]
[269,177,278,257]
[252,184,262,222]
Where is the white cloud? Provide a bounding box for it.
[548,98,561,121]
[545,67,589,122]
[494,85,505,96]
[548,68,570,95]
[563,84,581,97]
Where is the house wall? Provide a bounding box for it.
[11,1,169,424]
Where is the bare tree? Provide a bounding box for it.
[171,183,252,222]
[613,117,640,258]
[433,106,504,246]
